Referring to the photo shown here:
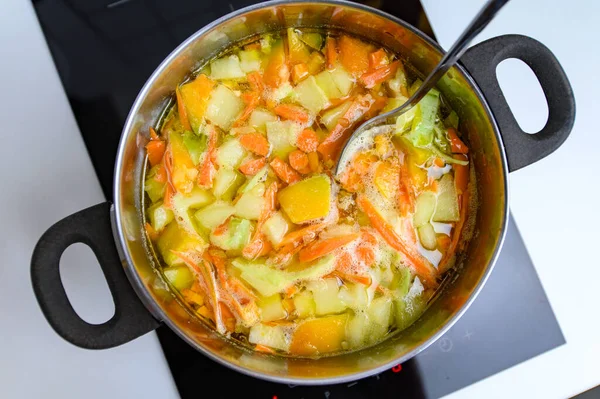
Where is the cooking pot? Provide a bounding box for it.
[31,0,575,384]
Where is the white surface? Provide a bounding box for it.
[421,0,600,398]
[0,0,178,398]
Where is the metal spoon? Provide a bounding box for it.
[335,0,509,176]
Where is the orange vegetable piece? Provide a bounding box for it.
[338,35,374,77]
[149,127,160,140]
[239,132,270,156]
[278,223,326,248]
[447,128,469,154]
[255,344,276,354]
[307,151,320,173]
[239,157,267,176]
[247,71,264,93]
[357,195,437,286]
[289,314,349,356]
[269,157,301,184]
[144,222,159,241]
[398,161,414,216]
[146,140,165,167]
[234,91,261,127]
[373,160,399,199]
[296,128,320,153]
[197,125,217,188]
[361,61,399,89]
[263,41,289,88]
[369,48,389,70]
[434,157,445,168]
[292,63,309,84]
[288,150,310,174]
[325,36,337,70]
[356,245,376,266]
[179,74,214,130]
[298,233,360,263]
[453,154,469,194]
[175,87,192,132]
[244,42,261,51]
[243,182,278,259]
[333,270,372,286]
[273,104,310,123]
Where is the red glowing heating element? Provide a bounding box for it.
[392,364,402,373]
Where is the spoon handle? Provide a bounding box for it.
[407,0,510,107]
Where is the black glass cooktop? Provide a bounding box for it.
[32,0,565,397]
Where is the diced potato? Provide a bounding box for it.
[144,176,165,203]
[306,51,326,75]
[266,120,301,160]
[294,75,330,113]
[432,173,459,222]
[278,175,331,224]
[418,223,437,250]
[289,313,349,356]
[367,296,393,340]
[148,202,174,232]
[329,64,354,96]
[320,101,352,131]
[339,283,369,310]
[414,191,436,227]
[248,108,278,133]
[239,49,262,73]
[249,323,289,352]
[194,201,236,230]
[240,166,268,194]
[216,138,247,169]
[293,290,316,318]
[269,82,296,103]
[261,211,290,246]
[157,222,205,266]
[205,85,244,130]
[308,278,346,316]
[382,95,408,113]
[234,184,265,220]
[163,265,194,291]
[258,294,287,322]
[346,311,370,348]
[213,167,245,201]
[315,70,342,99]
[171,187,215,235]
[210,55,245,80]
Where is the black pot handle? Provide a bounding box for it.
[31,202,160,349]
[461,34,575,172]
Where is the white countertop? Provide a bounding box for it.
[0,0,597,397]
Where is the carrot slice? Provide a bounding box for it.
[307,151,320,173]
[296,128,320,153]
[357,195,436,285]
[453,154,469,194]
[239,132,270,156]
[176,87,192,132]
[197,125,217,188]
[149,127,160,140]
[247,71,264,93]
[338,35,374,77]
[298,233,360,263]
[361,61,399,89]
[269,157,301,184]
[292,62,309,84]
[288,150,310,174]
[368,48,388,70]
[146,140,165,167]
[239,157,267,176]
[325,36,337,70]
[447,128,469,154]
[273,104,310,123]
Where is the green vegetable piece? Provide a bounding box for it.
[213,167,245,201]
[405,89,440,148]
[181,131,207,166]
[144,173,165,203]
[294,75,330,113]
[299,32,323,50]
[266,120,301,160]
[163,265,194,291]
[258,294,287,322]
[444,110,459,129]
[216,138,247,169]
[210,216,253,252]
[194,200,236,230]
[171,187,215,235]
[418,223,437,250]
[148,202,174,232]
[413,191,436,227]
[308,278,346,316]
[432,173,459,222]
[210,55,245,80]
[157,222,205,266]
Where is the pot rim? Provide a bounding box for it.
[113,0,509,385]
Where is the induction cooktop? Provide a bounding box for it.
[31,0,565,397]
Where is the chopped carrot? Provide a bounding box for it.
[220,302,237,332]
[308,151,320,173]
[296,128,320,153]
[239,157,267,176]
[433,157,445,168]
[243,182,278,259]
[144,222,159,241]
[175,87,192,132]
[369,49,389,70]
[398,161,413,216]
[357,195,437,285]
[318,95,374,162]
[338,35,374,77]
[239,132,270,156]
[288,150,310,174]
[447,128,469,154]
[453,154,469,194]
[244,42,261,51]
[361,61,399,89]
[255,344,276,354]
[429,179,439,192]
[325,36,337,69]
[234,91,260,127]
[263,41,289,88]
[146,140,166,167]
[149,127,160,140]
[298,233,360,262]
[437,235,451,251]
[269,157,301,184]
[278,223,327,248]
[361,229,378,246]
[197,125,217,188]
[242,237,272,259]
[273,104,310,123]
[247,71,264,93]
[213,217,231,236]
[292,62,309,84]
[356,245,376,266]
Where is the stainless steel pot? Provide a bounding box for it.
[31,0,575,385]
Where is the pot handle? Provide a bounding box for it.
[461,34,575,172]
[31,202,160,349]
